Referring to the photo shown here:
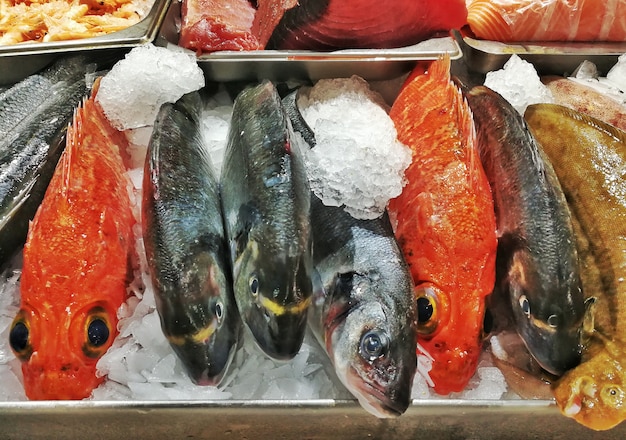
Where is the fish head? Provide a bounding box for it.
[233,239,312,360]
[414,282,484,394]
[158,253,241,386]
[507,249,583,376]
[554,349,626,431]
[324,271,417,418]
[9,299,119,400]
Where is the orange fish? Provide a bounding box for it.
[388,55,497,395]
[8,79,136,400]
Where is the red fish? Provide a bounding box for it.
[388,56,498,395]
[8,79,136,400]
[467,0,626,42]
[267,0,468,50]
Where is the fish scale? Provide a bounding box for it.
[525,104,626,431]
[465,86,585,377]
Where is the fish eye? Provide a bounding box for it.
[82,308,113,358]
[249,276,259,297]
[214,301,224,322]
[547,314,559,328]
[359,329,389,362]
[601,386,625,407]
[9,320,31,360]
[519,295,531,317]
[415,286,439,336]
[87,318,110,347]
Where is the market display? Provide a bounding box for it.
[1,0,626,435]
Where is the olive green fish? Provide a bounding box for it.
[220,80,313,360]
[143,91,241,385]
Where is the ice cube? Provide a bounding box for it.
[607,53,626,93]
[484,54,554,114]
[96,44,205,131]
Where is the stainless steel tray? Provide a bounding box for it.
[0,0,172,86]
[0,398,622,439]
[455,29,626,76]
[156,0,462,82]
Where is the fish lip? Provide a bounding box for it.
[245,308,307,360]
[350,372,411,418]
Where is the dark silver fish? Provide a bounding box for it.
[143,91,241,385]
[220,81,313,360]
[283,89,417,418]
[0,74,88,266]
[464,85,585,376]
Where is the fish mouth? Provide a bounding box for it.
[520,326,582,376]
[244,303,308,360]
[348,372,411,418]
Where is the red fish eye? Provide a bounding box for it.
[9,320,31,360]
[81,308,114,358]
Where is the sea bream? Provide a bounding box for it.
[142,91,241,386]
[9,79,136,400]
[282,89,417,418]
[220,80,313,361]
[463,85,585,376]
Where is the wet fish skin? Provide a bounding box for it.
[0,78,88,267]
[220,80,313,361]
[308,196,417,418]
[282,89,417,417]
[525,104,626,431]
[465,85,585,376]
[143,92,241,385]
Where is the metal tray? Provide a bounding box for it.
[0,0,172,86]
[156,0,462,82]
[455,29,626,76]
[0,398,623,439]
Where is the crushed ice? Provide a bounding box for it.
[484,54,554,114]
[298,75,412,220]
[96,43,205,131]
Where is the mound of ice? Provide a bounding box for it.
[96,44,205,131]
[484,54,554,114]
[298,75,412,220]
[200,86,234,179]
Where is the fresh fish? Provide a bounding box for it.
[9,79,136,400]
[467,0,626,42]
[142,91,241,386]
[267,0,468,50]
[525,104,626,431]
[0,73,89,267]
[220,80,313,360]
[387,56,498,395]
[282,88,417,418]
[542,76,626,132]
[0,55,88,140]
[464,85,585,376]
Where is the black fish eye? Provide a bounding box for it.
[547,314,559,328]
[249,276,259,297]
[417,296,434,323]
[519,295,531,317]
[360,330,389,362]
[9,321,29,354]
[87,318,110,347]
[214,301,224,321]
